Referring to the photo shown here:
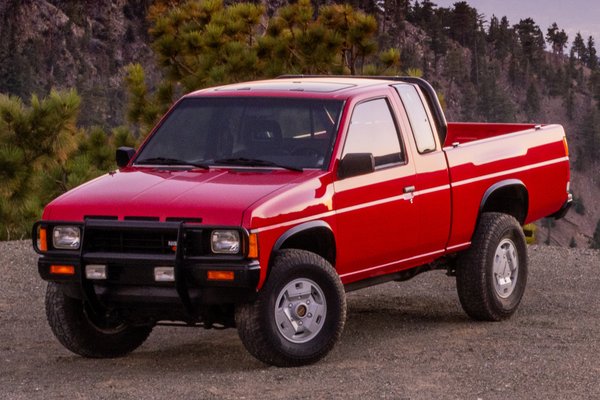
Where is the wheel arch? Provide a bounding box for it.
[271,221,336,268]
[479,179,529,225]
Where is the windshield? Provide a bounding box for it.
[135,97,344,170]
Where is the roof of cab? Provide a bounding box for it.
[186,77,404,98]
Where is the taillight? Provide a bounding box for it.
[563,136,569,157]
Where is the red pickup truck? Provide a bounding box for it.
[33,76,571,366]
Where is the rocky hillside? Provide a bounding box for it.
[0,0,598,248]
[0,0,158,126]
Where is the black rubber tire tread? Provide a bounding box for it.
[235,249,346,367]
[456,212,528,321]
[45,282,153,358]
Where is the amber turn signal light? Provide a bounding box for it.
[207,270,235,281]
[247,233,258,259]
[39,227,48,252]
[50,265,75,275]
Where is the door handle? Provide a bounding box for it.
[403,186,416,204]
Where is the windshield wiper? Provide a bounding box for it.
[135,157,209,169]
[214,157,303,172]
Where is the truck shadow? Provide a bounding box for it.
[45,293,473,373]
[122,294,469,371]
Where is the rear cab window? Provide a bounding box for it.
[394,84,437,153]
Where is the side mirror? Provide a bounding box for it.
[337,153,375,179]
[116,147,136,168]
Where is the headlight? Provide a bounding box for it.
[210,230,240,254]
[52,226,81,250]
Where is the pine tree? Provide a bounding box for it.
[380,0,409,39]
[563,84,575,121]
[547,65,566,96]
[475,62,516,122]
[447,1,480,48]
[591,70,600,110]
[407,0,448,63]
[487,15,514,61]
[545,22,568,57]
[525,82,541,120]
[444,47,466,97]
[125,63,162,136]
[576,108,600,170]
[0,90,80,239]
[572,32,588,62]
[0,89,132,239]
[587,36,598,70]
[514,18,546,74]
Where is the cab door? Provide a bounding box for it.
[393,84,452,256]
[333,96,420,282]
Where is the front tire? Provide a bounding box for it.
[45,282,153,358]
[456,212,528,321]
[235,249,346,367]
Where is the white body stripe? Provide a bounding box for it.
[251,156,568,234]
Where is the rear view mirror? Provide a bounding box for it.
[337,153,375,179]
[116,147,136,168]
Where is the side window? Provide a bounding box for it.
[395,85,437,153]
[343,98,404,167]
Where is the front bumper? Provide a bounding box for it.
[34,220,260,321]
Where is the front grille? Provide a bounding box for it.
[84,228,178,255]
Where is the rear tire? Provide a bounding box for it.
[46,282,153,358]
[235,249,346,367]
[456,212,528,321]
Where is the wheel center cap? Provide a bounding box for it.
[295,303,308,318]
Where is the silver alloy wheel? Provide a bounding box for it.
[274,278,327,344]
[493,238,519,298]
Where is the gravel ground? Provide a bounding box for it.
[1,240,599,399]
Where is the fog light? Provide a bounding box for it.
[85,265,107,280]
[155,266,175,282]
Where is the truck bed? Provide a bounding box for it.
[442,123,570,250]
[445,122,542,146]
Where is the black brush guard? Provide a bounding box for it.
[33,219,260,324]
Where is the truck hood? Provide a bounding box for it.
[43,167,318,226]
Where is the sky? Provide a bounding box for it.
[431,0,600,45]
